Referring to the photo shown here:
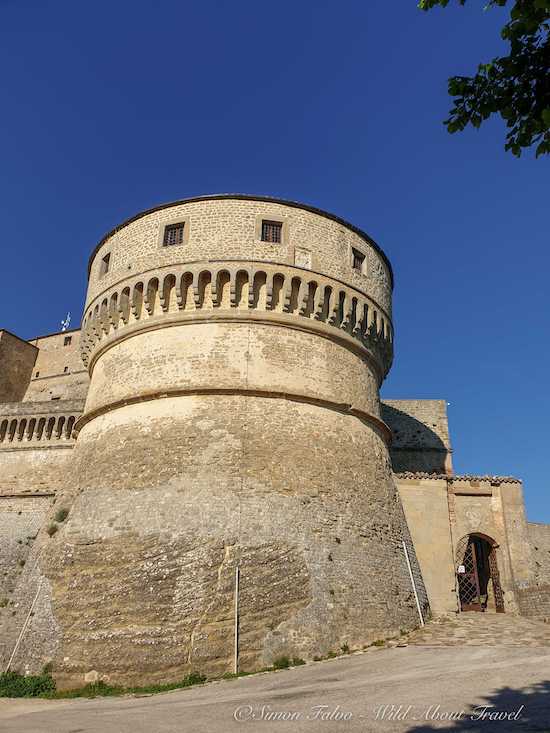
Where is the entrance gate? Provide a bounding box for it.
[456,534,504,613]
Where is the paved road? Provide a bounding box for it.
[1,646,549,733]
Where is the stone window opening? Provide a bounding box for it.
[35,371,39,378]
[352,248,366,273]
[99,252,111,277]
[261,220,282,243]
[64,335,72,346]
[163,222,185,247]
[63,366,69,373]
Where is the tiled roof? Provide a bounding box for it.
[394,471,521,485]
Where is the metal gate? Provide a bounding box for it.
[456,534,504,613]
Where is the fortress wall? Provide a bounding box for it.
[381,400,452,474]
[0,447,74,494]
[83,322,381,419]
[0,331,37,403]
[529,522,550,585]
[396,476,457,615]
[0,494,53,601]
[33,393,419,688]
[24,330,89,402]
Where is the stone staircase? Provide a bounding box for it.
[407,612,550,647]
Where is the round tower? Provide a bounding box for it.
[46,195,420,686]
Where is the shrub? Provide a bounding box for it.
[184,672,206,686]
[54,508,69,523]
[371,639,385,647]
[341,643,350,654]
[46,524,58,537]
[291,657,305,666]
[272,656,290,670]
[0,671,55,697]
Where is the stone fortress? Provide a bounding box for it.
[0,195,548,688]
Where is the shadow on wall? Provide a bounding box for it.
[381,404,449,474]
[405,680,550,732]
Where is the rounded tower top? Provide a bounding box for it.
[88,194,393,283]
[80,194,394,386]
[85,195,393,307]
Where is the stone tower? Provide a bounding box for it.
[40,195,422,686]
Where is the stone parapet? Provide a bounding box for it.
[80,261,393,379]
[0,400,84,448]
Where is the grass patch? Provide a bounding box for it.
[0,671,207,699]
[43,672,207,699]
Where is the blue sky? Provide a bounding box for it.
[1,1,548,520]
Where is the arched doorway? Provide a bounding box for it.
[455,533,504,613]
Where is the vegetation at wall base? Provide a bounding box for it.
[0,671,55,697]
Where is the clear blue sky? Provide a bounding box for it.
[1,1,548,521]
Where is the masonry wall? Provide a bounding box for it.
[0,331,37,403]
[0,494,53,599]
[24,330,89,402]
[529,522,550,585]
[397,476,457,615]
[382,400,452,474]
[516,585,550,622]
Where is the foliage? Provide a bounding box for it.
[46,524,58,537]
[419,0,550,156]
[54,508,69,523]
[0,671,55,697]
[272,656,291,669]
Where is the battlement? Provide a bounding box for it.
[80,261,393,378]
[0,400,84,449]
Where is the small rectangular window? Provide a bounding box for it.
[64,335,72,346]
[163,222,185,246]
[35,371,40,378]
[63,366,69,373]
[261,220,282,244]
[100,253,111,277]
[352,248,365,272]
